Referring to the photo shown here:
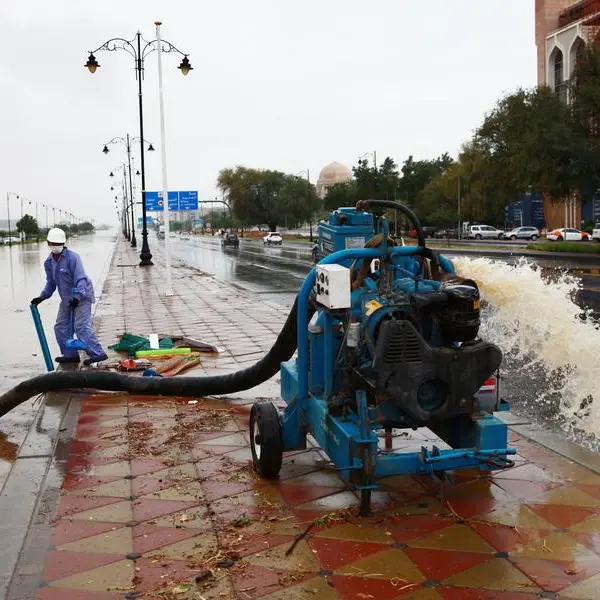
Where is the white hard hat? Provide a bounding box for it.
[47,228,66,244]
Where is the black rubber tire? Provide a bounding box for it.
[530,235,537,241]
[510,235,517,240]
[250,402,283,478]
[475,234,482,240]
[498,234,503,240]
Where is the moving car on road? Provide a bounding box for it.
[504,226,539,241]
[221,232,240,249]
[263,232,282,246]
[547,228,590,241]
[467,225,504,240]
[592,223,600,242]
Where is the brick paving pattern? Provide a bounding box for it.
[16,241,600,599]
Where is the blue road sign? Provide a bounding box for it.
[179,191,199,210]
[193,218,204,228]
[138,216,153,225]
[145,191,198,211]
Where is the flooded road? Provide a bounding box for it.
[0,230,117,392]
[0,230,117,486]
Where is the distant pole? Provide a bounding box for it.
[373,151,377,170]
[156,21,173,296]
[307,169,313,242]
[6,193,12,247]
[127,135,137,247]
[457,175,461,239]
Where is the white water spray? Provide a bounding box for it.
[453,257,600,441]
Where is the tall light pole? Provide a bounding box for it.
[111,166,130,240]
[85,28,192,267]
[295,169,313,242]
[155,21,174,296]
[103,135,155,248]
[359,151,377,169]
[6,192,19,247]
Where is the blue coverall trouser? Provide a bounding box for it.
[55,299,105,359]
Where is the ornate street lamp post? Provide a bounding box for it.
[85,30,192,266]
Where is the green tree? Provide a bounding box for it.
[16,214,39,237]
[324,182,358,211]
[474,87,587,203]
[397,154,454,215]
[217,166,317,231]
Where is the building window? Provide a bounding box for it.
[554,49,564,88]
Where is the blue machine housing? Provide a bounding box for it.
[273,208,513,514]
[317,208,375,263]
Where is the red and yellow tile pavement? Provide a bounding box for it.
[33,393,600,599]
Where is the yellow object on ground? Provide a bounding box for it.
[135,347,191,358]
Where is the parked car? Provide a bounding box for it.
[592,223,600,242]
[467,225,504,240]
[434,228,460,239]
[547,228,590,242]
[180,232,190,240]
[0,236,21,245]
[157,231,165,240]
[263,232,282,245]
[221,232,240,248]
[503,226,540,241]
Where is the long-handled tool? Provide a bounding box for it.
[30,304,54,372]
[65,306,89,353]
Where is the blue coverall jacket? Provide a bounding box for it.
[39,247,104,358]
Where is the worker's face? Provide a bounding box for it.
[48,243,64,255]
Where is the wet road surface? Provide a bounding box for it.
[162,233,600,313]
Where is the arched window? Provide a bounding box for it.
[570,37,585,77]
[554,49,564,88]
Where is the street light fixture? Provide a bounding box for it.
[359,151,377,169]
[102,135,154,249]
[85,28,192,267]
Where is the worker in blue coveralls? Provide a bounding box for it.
[30,228,108,366]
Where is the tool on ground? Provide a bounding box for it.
[29,304,54,372]
[65,306,89,352]
[135,347,191,358]
[248,201,514,515]
[163,335,220,353]
[118,359,154,372]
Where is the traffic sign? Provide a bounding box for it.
[138,216,153,225]
[145,191,198,212]
[179,191,199,210]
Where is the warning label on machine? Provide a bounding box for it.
[345,237,366,249]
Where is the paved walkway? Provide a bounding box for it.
[7,239,600,600]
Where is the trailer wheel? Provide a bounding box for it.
[250,402,283,478]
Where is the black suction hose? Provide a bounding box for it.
[0,296,312,418]
[356,199,426,247]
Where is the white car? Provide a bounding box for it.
[546,228,590,242]
[467,225,504,240]
[0,236,21,245]
[592,223,600,242]
[263,232,282,245]
[503,226,539,241]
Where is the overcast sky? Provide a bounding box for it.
[0,0,536,226]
